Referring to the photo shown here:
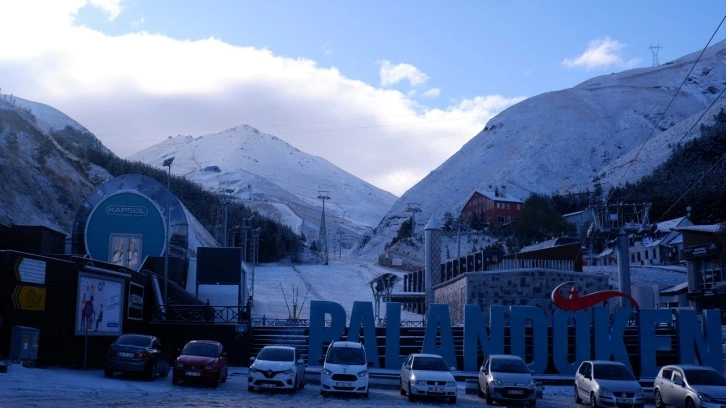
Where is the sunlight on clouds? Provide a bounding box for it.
[89,0,124,20]
[379,60,429,86]
[562,37,640,71]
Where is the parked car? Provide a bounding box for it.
[320,340,371,397]
[172,340,228,387]
[574,360,644,407]
[104,333,170,380]
[478,354,537,407]
[399,353,457,403]
[248,345,306,392]
[653,364,726,408]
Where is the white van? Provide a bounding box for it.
[320,340,371,397]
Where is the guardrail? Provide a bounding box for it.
[151,304,250,324]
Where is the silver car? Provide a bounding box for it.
[478,354,537,407]
[400,353,457,403]
[574,360,644,407]
[653,364,726,408]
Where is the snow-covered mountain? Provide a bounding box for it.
[128,126,398,247]
[358,39,726,257]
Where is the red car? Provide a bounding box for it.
[172,340,228,387]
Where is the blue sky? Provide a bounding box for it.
[1,1,725,195]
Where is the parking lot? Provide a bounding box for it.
[1,363,657,408]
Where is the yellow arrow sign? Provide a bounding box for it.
[12,285,46,311]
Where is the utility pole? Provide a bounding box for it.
[649,43,662,67]
[250,227,261,306]
[317,190,331,265]
[162,156,175,308]
[221,188,234,247]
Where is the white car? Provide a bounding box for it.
[248,345,306,392]
[399,353,457,403]
[574,360,644,407]
[478,354,536,407]
[653,364,726,408]
[320,340,371,397]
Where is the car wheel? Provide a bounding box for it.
[448,396,457,404]
[172,376,179,385]
[408,384,415,402]
[529,399,536,407]
[485,384,493,405]
[400,380,406,396]
[685,399,696,408]
[248,385,255,392]
[574,385,582,404]
[221,369,227,383]
[478,383,484,398]
[320,390,328,397]
[653,389,664,408]
[290,375,298,393]
[590,392,598,408]
[363,390,369,399]
[147,363,156,381]
[104,368,113,378]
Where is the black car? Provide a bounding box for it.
[104,334,170,380]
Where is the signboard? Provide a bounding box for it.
[15,257,46,284]
[11,285,46,311]
[128,282,144,321]
[75,272,124,336]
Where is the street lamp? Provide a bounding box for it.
[163,156,174,307]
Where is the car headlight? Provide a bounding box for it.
[176,362,184,368]
[598,387,613,396]
[357,370,368,378]
[635,389,644,398]
[493,378,502,386]
[283,368,294,375]
[322,368,332,376]
[414,379,427,386]
[698,392,714,402]
[249,366,258,373]
[528,379,536,388]
[446,381,455,386]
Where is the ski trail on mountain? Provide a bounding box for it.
[291,265,323,300]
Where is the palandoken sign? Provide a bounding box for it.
[308,300,723,378]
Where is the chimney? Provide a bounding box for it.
[500,185,507,198]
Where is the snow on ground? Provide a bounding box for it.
[251,257,422,323]
[1,363,641,408]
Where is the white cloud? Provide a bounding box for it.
[423,88,441,98]
[379,60,430,87]
[89,0,125,20]
[0,1,520,196]
[562,37,641,71]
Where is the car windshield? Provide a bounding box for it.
[257,347,294,362]
[182,343,218,358]
[594,364,635,381]
[116,335,151,347]
[684,369,726,386]
[326,346,365,365]
[491,358,529,374]
[412,356,449,371]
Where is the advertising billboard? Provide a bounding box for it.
[75,272,124,336]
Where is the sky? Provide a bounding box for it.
[0,1,725,196]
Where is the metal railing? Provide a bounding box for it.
[151,304,250,324]
[248,317,427,328]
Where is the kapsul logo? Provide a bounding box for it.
[106,205,148,216]
[551,281,639,311]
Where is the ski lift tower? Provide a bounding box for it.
[317,190,331,265]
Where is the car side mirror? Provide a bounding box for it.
[220,352,227,358]
[297,358,305,365]
[404,364,411,370]
[368,361,374,367]
[450,367,456,371]
[249,357,256,363]
[319,357,325,364]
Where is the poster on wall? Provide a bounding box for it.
[75,272,124,336]
[109,234,142,270]
[128,282,144,321]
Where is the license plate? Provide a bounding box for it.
[119,352,134,357]
[262,384,274,388]
[186,371,201,377]
[427,387,445,393]
[509,389,524,395]
[335,382,353,388]
[616,398,632,404]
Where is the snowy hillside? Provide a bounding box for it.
[359,39,726,257]
[128,125,397,249]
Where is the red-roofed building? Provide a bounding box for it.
[461,186,524,229]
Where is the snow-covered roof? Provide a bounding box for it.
[473,190,523,204]
[675,223,726,234]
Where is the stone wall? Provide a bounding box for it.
[434,268,611,325]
